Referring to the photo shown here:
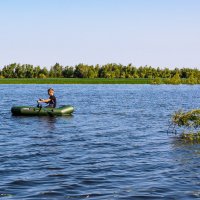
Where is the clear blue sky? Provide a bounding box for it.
[0,0,200,68]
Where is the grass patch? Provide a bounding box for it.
[0,78,151,84]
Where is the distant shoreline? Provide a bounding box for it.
[0,78,199,84]
[0,78,150,84]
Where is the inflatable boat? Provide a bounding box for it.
[11,105,74,116]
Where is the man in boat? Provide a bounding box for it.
[37,88,57,108]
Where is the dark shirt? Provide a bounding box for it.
[48,95,56,108]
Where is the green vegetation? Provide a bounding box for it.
[171,110,200,143]
[0,78,150,84]
[0,63,200,84]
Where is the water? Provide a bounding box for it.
[0,84,200,199]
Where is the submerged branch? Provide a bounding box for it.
[171,109,200,143]
[172,109,200,128]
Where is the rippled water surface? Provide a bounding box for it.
[1,84,200,199]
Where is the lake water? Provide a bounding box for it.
[0,84,200,199]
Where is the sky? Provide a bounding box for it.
[0,0,200,69]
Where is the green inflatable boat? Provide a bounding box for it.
[11,105,74,116]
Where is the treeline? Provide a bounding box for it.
[0,63,200,83]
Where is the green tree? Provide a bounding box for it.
[74,64,90,78]
[33,66,41,78]
[186,74,198,84]
[25,64,34,78]
[38,73,46,78]
[40,67,49,78]
[87,66,98,78]
[62,66,74,78]
[15,64,25,78]
[162,68,171,78]
[49,63,63,77]
[2,63,16,78]
[168,73,182,84]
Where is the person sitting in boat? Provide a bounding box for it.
[37,88,56,108]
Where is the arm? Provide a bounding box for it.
[38,98,51,103]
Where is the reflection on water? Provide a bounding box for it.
[11,115,74,132]
[170,136,200,197]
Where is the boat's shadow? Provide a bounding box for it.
[11,114,74,131]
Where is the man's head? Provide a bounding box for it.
[48,88,54,96]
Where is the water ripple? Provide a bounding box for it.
[1,84,200,199]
